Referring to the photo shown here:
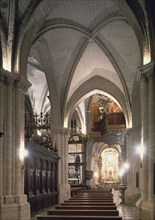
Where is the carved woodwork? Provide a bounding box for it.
[24,141,59,216]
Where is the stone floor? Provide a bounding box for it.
[118,204,137,220]
[31,204,137,220]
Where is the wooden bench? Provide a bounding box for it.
[64,200,115,204]
[36,189,122,220]
[75,189,111,191]
[37,215,123,220]
[72,193,113,199]
[61,202,116,206]
[78,191,112,196]
[69,198,113,201]
[73,196,113,199]
[47,209,119,216]
[55,205,117,210]
[75,192,112,195]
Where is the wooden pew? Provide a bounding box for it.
[73,196,113,199]
[71,192,112,195]
[76,189,110,191]
[36,189,122,220]
[37,215,123,220]
[61,202,116,206]
[72,192,113,199]
[63,200,115,204]
[47,209,119,216]
[69,198,113,201]
[75,191,112,194]
[55,205,117,210]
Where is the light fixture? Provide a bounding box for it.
[94,171,99,178]
[119,162,130,184]
[119,168,125,177]
[136,144,145,167]
[19,147,29,162]
[123,162,130,170]
[0,132,4,137]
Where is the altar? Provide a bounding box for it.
[97,147,121,186]
[104,180,116,184]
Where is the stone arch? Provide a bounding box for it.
[0,39,2,68]
[33,38,62,128]
[126,0,152,64]
[100,146,121,184]
[64,76,131,129]
[87,142,122,185]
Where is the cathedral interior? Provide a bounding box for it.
[0,0,155,220]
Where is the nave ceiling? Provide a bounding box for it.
[1,0,152,131]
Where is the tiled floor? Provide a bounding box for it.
[31,204,137,220]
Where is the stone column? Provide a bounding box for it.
[53,128,70,203]
[0,74,5,196]
[5,76,14,196]
[137,62,155,220]
[136,63,154,220]
[14,76,31,196]
[145,62,155,202]
[0,69,31,220]
[86,110,92,133]
[119,143,127,204]
[98,156,102,184]
[125,130,136,204]
[139,69,149,201]
[120,144,127,184]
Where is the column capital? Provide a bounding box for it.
[14,76,31,93]
[0,68,31,92]
[0,68,17,86]
[137,61,154,84]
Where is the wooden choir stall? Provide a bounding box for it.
[24,142,59,216]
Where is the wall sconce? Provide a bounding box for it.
[94,171,99,179]
[119,162,130,184]
[123,162,130,170]
[0,132,4,137]
[19,147,29,170]
[19,147,29,162]
[136,144,145,168]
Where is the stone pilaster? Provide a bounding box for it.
[125,131,133,203]
[14,76,31,196]
[0,74,5,196]
[53,127,70,203]
[136,62,154,220]
[0,69,31,220]
[139,69,148,201]
[125,129,140,204]
[144,63,155,220]
[120,144,127,184]
[145,62,155,202]
[5,76,14,196]
[86,110,92,133]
